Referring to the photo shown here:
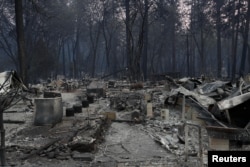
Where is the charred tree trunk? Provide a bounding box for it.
[239,0,250,76]
[90,23,101,77]
[216,1,222,78]
[200,27,205,75]
[186,35,190,76]
[62,40,66,76]
[142,0,148,80]
[172,30,176,72]
[15,0,27,84]
[232,28,239,80]
[67,42,73,77]
[232,0,240,79]
[75,27,80,78]
[171,0,176,73]
[125,0,132,80]
[248,44,250,72]
[72,41,77,79]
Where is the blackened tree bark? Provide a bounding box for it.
[125,0,132,80]
[74,26,80,78]
[186,34,190,76]
[172,29,176,72]
[239,0,250,76]
[170,0,176,73]
[200,24,205,75]
[67,42,73,77]
[190,0,206,76]
[248,44,250,71]
[142,0,148,80]
[15,0,27,84]
[72,0,82,78]
[231,0,240,79]
[62,40,66,76]
[101,1,116,75]
[90,22,101,78]
[215,0,223,78]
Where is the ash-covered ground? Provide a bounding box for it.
[3,78,249,167]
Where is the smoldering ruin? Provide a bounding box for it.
[2,1,250,166]
[0,71,250,167]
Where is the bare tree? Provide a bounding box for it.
[239,0,250,76]
[142,0,149,80]
[15,0,27,84]
[231,0,241,79]
[215,0,223,78]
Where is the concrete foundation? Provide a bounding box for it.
[34,97,63,125]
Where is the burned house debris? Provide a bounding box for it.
[0,72,250,167]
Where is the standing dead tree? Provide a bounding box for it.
[125,0,150,81]
[15,0,27,84]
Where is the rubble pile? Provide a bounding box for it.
[1,72,250,166]
[110,92,144,111]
